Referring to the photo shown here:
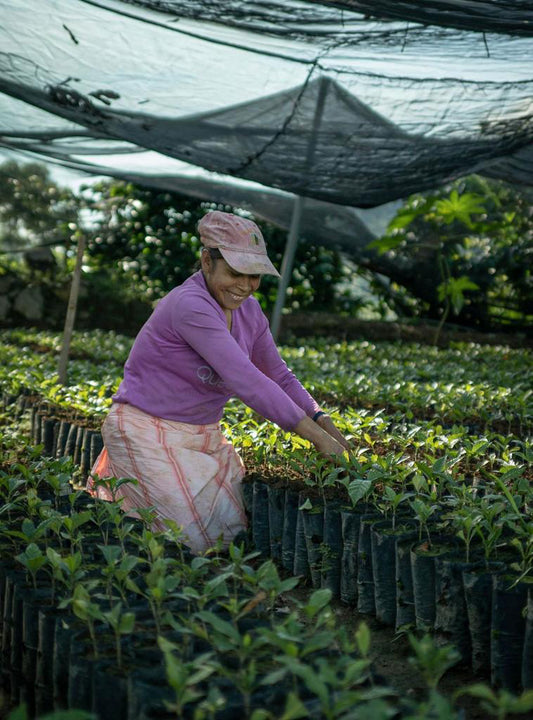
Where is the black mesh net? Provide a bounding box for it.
[1,0,532,216]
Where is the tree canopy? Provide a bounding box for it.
[0,160,531,334]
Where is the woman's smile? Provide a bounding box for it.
[202,253,261,312]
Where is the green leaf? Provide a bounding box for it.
[355,621,371,658]
[278,692,309,720]
[366,235,404,254]
[118,612,135,634]
[305,589,332,618]
[456,683,496,702]
[347,478,373,505]
[196,611,241,643]
[511,690,533,712]
[434,190,485,227]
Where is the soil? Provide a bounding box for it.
[285,582,533,720]
[279,314,533,349]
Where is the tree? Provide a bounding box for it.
[0,160,80,259]
[82,180,350,314]
[368,177,533,332]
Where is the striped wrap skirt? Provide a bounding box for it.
[87,403,247,554]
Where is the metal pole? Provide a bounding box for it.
[269,76,329,342]
[270,195,304,341]
[58,233,85,384]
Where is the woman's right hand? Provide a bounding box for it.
[294,415,346,458]
[313,433,346,458]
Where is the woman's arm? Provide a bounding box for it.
[251,318,320,416]
[252,317,352,450]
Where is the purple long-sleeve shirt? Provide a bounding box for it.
[113,271,320,431]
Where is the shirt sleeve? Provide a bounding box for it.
[250,314,321,418]
[172,293,307,431]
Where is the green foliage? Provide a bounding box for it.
[0,160,79,253]
[455,685,533,718]
[82,179,351,313]
[2,161,532,332]
[407,634,461,690]
[437,275,479,316]
[0,366,533,720]
[370,177,533,330]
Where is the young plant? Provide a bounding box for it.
[101,602,136,670]
[378,485,414,531]
[67,582,105,659]
[409,497,439,545]
[473,495,506,566]
[132,536,180,635]
[508,521,533,587]
[15,542,48,589]
[98,544,142,605]
[6,516,55,551]
[407,633,460,691]
[90,474,138,503]
[455,685,533,719]
[448,508,483,564]
[158,635,217,719]
[46,548,87,602]
[60,510,92,554]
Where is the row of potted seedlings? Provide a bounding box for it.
[0,429,476,720]
[0,328,531,718]
[243,472,533,690]
[4,388,533,689]
[1,330,531,437]
[3,387,533,696]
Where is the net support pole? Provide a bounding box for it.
[58,233,85,385]
[270,195,304,342]
[269,76,328,342]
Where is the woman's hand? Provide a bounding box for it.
[293,415,346,458]
[314,432,346,457]
[315,414,352,452]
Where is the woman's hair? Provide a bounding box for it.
[196,246,223,271]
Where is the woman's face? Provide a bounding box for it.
[201,251,261,312]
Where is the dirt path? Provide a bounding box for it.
[331,601,532,720]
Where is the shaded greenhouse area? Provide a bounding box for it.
[1,1,532,719]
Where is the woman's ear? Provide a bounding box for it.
[200,248,211,273]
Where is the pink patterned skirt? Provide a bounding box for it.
[87,403,247,554]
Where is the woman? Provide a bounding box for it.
[89,210,350,553]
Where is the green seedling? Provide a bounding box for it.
[101,602,135,669]
[15,542,48,589]
[158,635,218,719]
[407,633,460,691]
[409,498,439,545]
[68,583,104,659]
[98,544,142,604]
[60,510,92,553]
[47,548,86,601]
[455,685,533,719]
[90,474,138,503]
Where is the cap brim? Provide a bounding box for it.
[220,248,281,278]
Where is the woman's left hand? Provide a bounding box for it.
[315,414,352,452]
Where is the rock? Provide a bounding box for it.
[0,295,10,320]
[0,274,15,293]
[24,246,56,272]
[13,286,44,320]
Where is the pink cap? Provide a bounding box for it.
[198,211,280,277]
